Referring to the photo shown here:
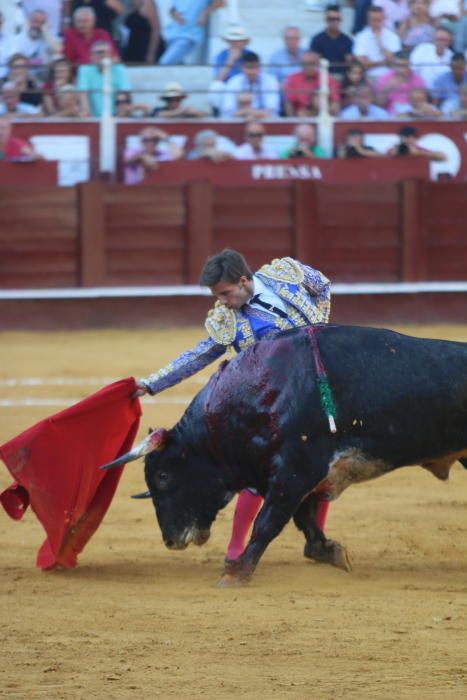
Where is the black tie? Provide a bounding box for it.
[250,294,288,319]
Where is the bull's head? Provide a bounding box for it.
[100,429,233,551]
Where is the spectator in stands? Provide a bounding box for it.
[310,5,353,77]
[283,50,340,116]
[0,11,17,80]
[220,51,281,118]
[68,0,124,35]
[152,81,209,118]
[0,115,41,160]
[159,0,225,65]
[340,58,368,107]
[228,90,274,120]
[64,7,118,67]
[0,1,25,36]
[0,80,41,115]
[115,89,150,117]
[77,39,130,116]
[374,50,425,113]
[393,86,442,117]
[399,0,435,51]
[388,124,446,160]
[22,1,62,38]
[372,0,410,32]
[6,53,42,108]
[340,83,389,118]
[268,26,305,84]
[432,52,467,108]
[443,83,467,118]
[454,5,467,52]
[187,128,234,162]
[297,88,322,117]
[234,122,277,159]
[43,58,76,115]
[429,0,461,35]
[124,126,182,184]
[280,123,326,159]
[53,83,87,117]
[353,5,402,81]
[409,28,453,90]
[337,128,382,158]
[14,9,62,81]
[122,0,164,64]
[214,25,251,82]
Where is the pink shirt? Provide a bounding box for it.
[375,70,425,113]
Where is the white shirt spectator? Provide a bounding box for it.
[0,101,40,115]
[235,142,277,159]
[0,0,25,35]
[353,25,402,79]
[410,42,454,90]
[22,1,62,38]
[0,32,16,80]
[220,72,281,117]
[371,0,409,32]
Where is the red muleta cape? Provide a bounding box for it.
[0,378,141,570]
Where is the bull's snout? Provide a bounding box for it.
[163,527,211,550]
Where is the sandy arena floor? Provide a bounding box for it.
[1,325,467,700]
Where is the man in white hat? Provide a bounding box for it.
[152,81,209,118]
[214,25,253,83]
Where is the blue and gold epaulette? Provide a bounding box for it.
[205,301,236,346]
[258,257,305,285]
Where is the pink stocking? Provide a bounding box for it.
[316,500,330,532]
[226,489,263,561]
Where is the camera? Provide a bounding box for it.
[397,142,409,156]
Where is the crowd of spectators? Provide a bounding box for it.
[0,1,465,121]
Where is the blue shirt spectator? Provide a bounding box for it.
[159,0,224,65]
[340,84,389,119]
[269,26,305,83]
[77,40,130,116]
[220,51,281,118]
[432,53,467,106]
[310,5,353,76]
[214,25,252,82]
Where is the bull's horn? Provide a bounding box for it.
[99,428,169,470]
[131,490,152,499]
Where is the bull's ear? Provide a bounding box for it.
[147,427,154,435]
[99,428,170,470]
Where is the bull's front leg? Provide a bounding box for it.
[218,480,304,586]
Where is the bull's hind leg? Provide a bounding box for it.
[293,495,352,572]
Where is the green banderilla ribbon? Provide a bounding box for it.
[307,327,337,434]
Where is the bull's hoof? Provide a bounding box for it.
[304,539,352,573]
[217,572,248,587]
[217,558,251,587]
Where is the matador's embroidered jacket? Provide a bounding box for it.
[142,257,331,395]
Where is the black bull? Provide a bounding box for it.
[102,325,467,583]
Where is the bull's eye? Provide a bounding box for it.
[154,470,170,490]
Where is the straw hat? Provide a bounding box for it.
[161,82,186,99]
[222,25,250,42]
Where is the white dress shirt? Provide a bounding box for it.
[220,72,281,118]
[248,275,287,316]
[410,43,454,90]
[353,26,402,80]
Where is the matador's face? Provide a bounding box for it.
[210,276,253,310]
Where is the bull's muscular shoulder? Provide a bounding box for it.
[205,301,236,346]
[258,257,305,285]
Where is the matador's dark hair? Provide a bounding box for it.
[199,249,253,287]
